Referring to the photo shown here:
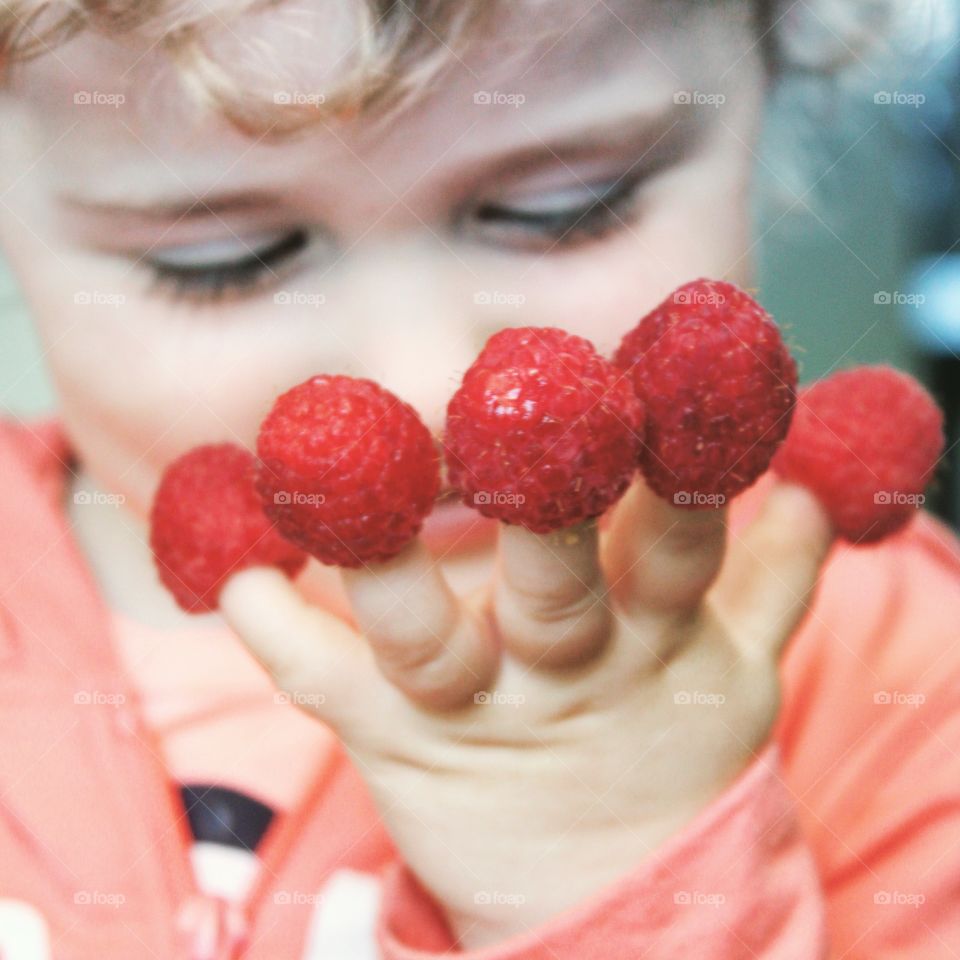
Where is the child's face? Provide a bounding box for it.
[0,0,764,558]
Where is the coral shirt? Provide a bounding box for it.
[2,416,960,959]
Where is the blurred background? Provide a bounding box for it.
[753,0,960,530]
[2,0,959,529]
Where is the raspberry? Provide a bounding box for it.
[614,278,797,508]
[772,366,943,543]
[150,443,307,613]
[256,375,440,567]
[444,327,644,533]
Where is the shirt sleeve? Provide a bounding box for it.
[774,513,960,959]
[376,739,828,959]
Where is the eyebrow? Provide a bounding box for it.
[477,102,689,183]
[57,190,285,221]
[57,102,691,222]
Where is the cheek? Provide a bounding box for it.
[497,204,754,359]
[505,142,757,354]
[35,294,359,515]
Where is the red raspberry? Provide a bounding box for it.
[614,278,797,508]
[150,443,307,613]
[444,327,644,533]
[257,375,440,567]
[772,366,943,543]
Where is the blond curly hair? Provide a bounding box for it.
[0,1,495,133]
[0,0,908,136]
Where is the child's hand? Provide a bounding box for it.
[220,478,832,950]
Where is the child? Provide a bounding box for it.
[1,1,959,957]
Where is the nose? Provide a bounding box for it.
[341,240,489,431]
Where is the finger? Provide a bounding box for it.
[493,521,610,668]
[341,540,497,710]
[606,479,728,615]
[219,566,371,729]
[712,481,833,659]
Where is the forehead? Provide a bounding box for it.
[1,0,757,203]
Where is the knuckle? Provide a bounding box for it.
[402,658,471,703]
[505,604,610,667]
[506,577,605,625]
[272,664,304,696]
[374,629,445,673]
[266,645,309,694]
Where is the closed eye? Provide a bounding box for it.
[145,228,310,303]
[467,175,644,250]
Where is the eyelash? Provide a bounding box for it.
[147,229,310,304]
[144,177,642,305]
[471,176,642,248]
